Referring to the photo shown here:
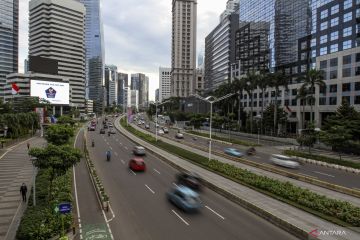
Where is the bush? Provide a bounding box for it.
[121,118,360,227]
[45,125,74,145]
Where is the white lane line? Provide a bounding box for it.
[121,160,125,164]
[114,152,118,156]
[205,205,225,220]
[124,146,128,150]
[153,169,161,174]
[145,184,155,194]
[313,171,335,178]
[130,169,136,175]
[109,146,112,150]
[171,210,189,226]
[172,182,179,187]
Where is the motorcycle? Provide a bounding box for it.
[246,147,256,156]
[91,140,95,147]
[106,151,111,161]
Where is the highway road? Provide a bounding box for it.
[86,117,298,240]
[137,118,360,190]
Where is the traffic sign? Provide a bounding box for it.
[59,202,72,214]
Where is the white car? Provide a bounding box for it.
[175,133,184,139]
[158,129,165,135]
[270,154,300,169]
[163,127,169,133]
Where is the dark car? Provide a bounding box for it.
[99,128,105,134]
[176,172,202,191]
[103,124,108,129]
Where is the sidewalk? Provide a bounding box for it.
[117,120,360,240]
[0,137,46,240]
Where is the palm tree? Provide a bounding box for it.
[298,69,325,124]
[295,85,313,130]
[231,77,246,129]
[243,71,259,133]
[256,71,271,133]
[268,71,289,135]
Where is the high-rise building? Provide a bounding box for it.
[155,88,159,102]
[144,76,149,108]
[159,67,171,102]
[29,0,86,108]
[130,89,139,111]
[131,73,148,109]
[105,65,118,106]
[0,0,18,98]
[118,72,128,109]
[79,0,105,113]
[171,0,197,97]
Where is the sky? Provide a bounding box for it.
[18,0,228,101]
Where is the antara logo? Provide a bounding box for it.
[308,229,347,238]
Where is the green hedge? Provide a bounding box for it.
[187,130,260,147]
[121,118,360,227]
[284,150,360,170]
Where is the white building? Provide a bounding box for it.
[130,90,139,111]
[159,67,171,102]
[105,65,118,106]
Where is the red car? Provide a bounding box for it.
[129,157,146,172]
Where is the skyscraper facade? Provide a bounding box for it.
[118,72,128,109]
[79,0,105,113]
[104,65,117,106]
[159,67,171,102]
[29,0,86,108]
[131,73,148,109]
[0,0,18,98]
[171,0,197,98]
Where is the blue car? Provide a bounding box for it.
[224,148,244,157]
[167,185,202,212]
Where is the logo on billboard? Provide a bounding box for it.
[45,87,57,98]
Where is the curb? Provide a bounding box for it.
[296,157,360,174]
[183,131,233,146]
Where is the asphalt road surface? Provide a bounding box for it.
[86,117,298,240]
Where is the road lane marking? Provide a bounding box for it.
[114,152,118,156]
[172,182,179,187]
[313,171,335,178]
[153,169,161,174]
[130,169,136,175]
[205,205,225,220]
[171,210,189,226]
[124,146,128,150]
[121,159,125,164]
[145,184,155,194]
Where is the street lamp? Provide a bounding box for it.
[155,100,171,142]
[30,157,37,206]
[192,93,235,161]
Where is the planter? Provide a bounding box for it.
[102,201,109,211]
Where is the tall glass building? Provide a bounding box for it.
[78,0,105,113]
[0,0,18,98]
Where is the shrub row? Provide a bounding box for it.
[284,150,360,170]
[16,169,73,240]
[187,130,260,147]
[121,118,360,227]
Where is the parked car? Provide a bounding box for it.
[176,172,202,191]
[133,146,146,156]
[175,133,184,139]
[224,148,244,157]
[99,128,105,134]
[163,127,169,133]
[270,154,300,169]
[167,185,202,212]
[129,157,146,171]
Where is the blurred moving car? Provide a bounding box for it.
[99,128,105,134]
[167,185,202,212]
[176,172,202,191]
[145,124,150,129]
[158,129,165,135]
[163,127,169,133]
[89,125,96,131]
[129,157,146,171]
[133,146,146,156]
[175,133,184,139]
[224,148,244,157]
[103,124,108,129]
[270,154,300,169]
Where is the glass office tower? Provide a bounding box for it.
[0,0,18,98]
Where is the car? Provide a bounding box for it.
[108,123,113,127]
[176,172,202,191]
[103,124,108,129]
[175,133,184,139]
[129,157,146,171]
[145,124,150,129]
[155,123,159,128]
[115,114,118,117]
[89,125,96,131]
[270,154,300,169]
[163,127,169,133]
[224,148,244,157]
[167,185,202,212]
[138,121,142,125]
[99,128,105,134]
[133,146,146,156]
[158,129,165,135]
[109,128,116,134]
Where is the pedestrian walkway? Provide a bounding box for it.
[0,137,46,240]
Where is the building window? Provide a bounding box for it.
[343,68,352,77]
[320,9,328,19]
[292,89,297,96]
[311,38,316,47]
[343,12,352,22]
[320,21,328,31]
[343,55,352,64]
[330,70,338,79]
[331,4,339,15]
[320,60,327,69]
[330,84,337,93]
[320,35,327,44]
[343,27,352,37]
[330,44,338,53]
[330,58,338,67]
[319,97,326,105]
[330,31,338,41]
[342,96,351,104]
[356,82,360,91]
[343,40,352,50]
[355,96,360,104]
[320,47,327,55]
[301,65,307,72]
[357,53,360,62]
[342,83,351,92]
[356,67,360,76]
[329,97,337,105]
[320,85,326,94]
[291,99,297,106]
[330,17,339,27]
[344,0,352,9]
[301,41,307,50]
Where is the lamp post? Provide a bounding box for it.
[30,157,37,206]
[255,114,262,144]
[192,93,235,161]
[155,100,171,142]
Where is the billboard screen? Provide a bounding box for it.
[30,80,70,105]
[29,56,58,75]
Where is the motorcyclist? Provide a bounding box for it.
[247,147,256,155]
[106,150,111,161]
[92,139,95,147]
[108,131,111,136]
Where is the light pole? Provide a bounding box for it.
[255,114,262,144]
[192,93,235,161]
[30,157,37,206]
[155,100,171,142]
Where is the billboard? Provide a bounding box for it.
[29,56,58,75]
[31,80,69,105]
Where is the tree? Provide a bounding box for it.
[320,126,352,160]
[45,125,74,145]
[147,103,156,118]
[243,71,259,133]
[56,115,76,127]
[262,103,287,135]
[296,123,317,153]
[295,85,313,130]
[232,77,246,128]
[298,68,325,124]
[189,114,206,129]
[256,71,271,133]
[29,144,82,201]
